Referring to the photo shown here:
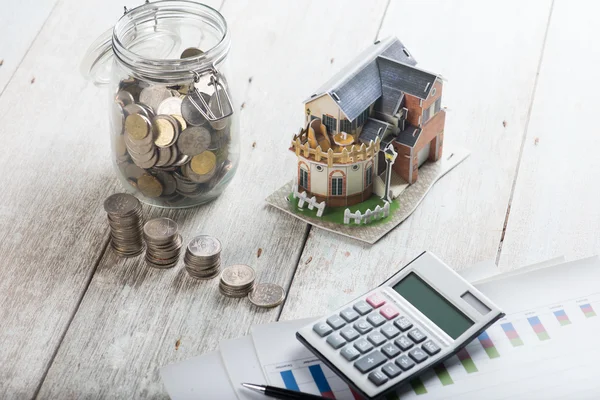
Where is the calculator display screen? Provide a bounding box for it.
[393,273,474,339]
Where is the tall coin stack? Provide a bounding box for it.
[184,235,222,280]
[143,217,183,268]
[104,193,144,257]
[219,264,256,298]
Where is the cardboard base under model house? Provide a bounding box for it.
[266,147,469,244]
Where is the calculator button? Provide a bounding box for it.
[395,355,415,371]
[353,301,373,315]
[380,305,399,320]
[367,314,386,327]
[381,343,401,358]
[354,339,374,354]
[408,348,429,363]
[313,322,333,337]
[340,346,361,361]
[368,370,388,386]
[354,320,373,335]
[381,324,400,339]
[367,332,386,346]
[326,315,346,330]
[326,333,346,349]
[393,316,413,332]
[340,327,360,342]
[382,363,402,378]
[354,350,387,373]
[340,308,360,322]
[366,293,386,308]
[407,328,427,343]
[394,336,414,351]
[422,340,441,356]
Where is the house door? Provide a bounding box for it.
[417,141,431,167]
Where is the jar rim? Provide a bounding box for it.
[112,0,230,81]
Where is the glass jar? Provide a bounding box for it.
[82,1,238,208]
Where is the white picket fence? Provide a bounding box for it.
[292,183,326,217]
[343,202,390,224]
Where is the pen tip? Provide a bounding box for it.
[241,383,264,393]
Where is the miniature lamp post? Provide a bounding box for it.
[383,144,398,203]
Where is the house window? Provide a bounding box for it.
[422,106,431,124]
[434,98,441,114]
[356,108,370,128]
[322,114,337,134]
[331,176,344,196]
[299,168,309,189]
[366,165,373,187]
[340,119,352,133]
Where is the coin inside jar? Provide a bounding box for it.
[180,47,204,58]
[157,96,183,115]
[125,114,151,140]
[177,126,211,156]
[181,91,211,126]
[139,86,173,112]
[152,115,178,148]
[137,174,163,198]
[190,151,216,175]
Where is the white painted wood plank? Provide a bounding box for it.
[498,0,600,269]
[280,0,554,321]
[36,0,388,397]
[0,0,58,93]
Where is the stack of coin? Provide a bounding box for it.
[183,235,222,279]
[111,47,235,207]
[143,217,183,268]
[219,264,256,298]
[248,283,287,308]
[103,193,144,257]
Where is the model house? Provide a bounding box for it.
[291,36,445,207]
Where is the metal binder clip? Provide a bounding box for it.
[189,67,234,122]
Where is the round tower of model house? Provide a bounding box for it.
[290,127,380,208]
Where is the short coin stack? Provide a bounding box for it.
[143,217,183,268]
[103,193,144,257]
[248,283,287,308]
[184,235,222,279]
[219,264,256,298]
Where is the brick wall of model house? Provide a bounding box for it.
[404,79,443,128]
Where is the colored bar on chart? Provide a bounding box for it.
[580,303,597,318]
[527,316,550,341]
[456,348,478,373]
[501,322,524,346]
[433,364,454,386]
[553,309,571,326]
[410,378,427,395]
[280,370,300,391]
[308,365,335,399]
[478,331,500,358]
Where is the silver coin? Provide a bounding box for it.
[208,89,233,131]
[154,147,172,167]
[123,103,149,118]
[104,193,140,215]
[181,92,211,126]
[143,217,178,241]
[116,90,135,107]
[187,235,222,257]
[220,264,255,287]
[139,86,173,112]
[133,150,158,169]
[124,163,146,179]
[248,283,286,308]
[177,126,211,156]
[157,96,183,115]
[154,171,177,196]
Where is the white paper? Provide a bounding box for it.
[220,336,266,400]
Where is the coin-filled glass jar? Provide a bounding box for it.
[83,1,238,208]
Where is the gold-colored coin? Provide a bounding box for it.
[137,174,163,198]
[173,114,187,131]
[125,114,151,140]
[153,117,176,148]
[190,151,217,175]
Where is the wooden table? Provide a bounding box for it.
[1,0,598,397]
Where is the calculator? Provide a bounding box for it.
[296,251,504,399]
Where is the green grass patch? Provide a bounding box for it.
[287,193,399,225]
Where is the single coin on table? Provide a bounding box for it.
[248,283,286,308]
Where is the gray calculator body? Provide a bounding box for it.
[296,251,504,399]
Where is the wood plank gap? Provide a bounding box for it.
[374,0,392,41]
[32,233,111,400]
[0,0,61,100]
[276,224,311,322]
[495,0,555,265]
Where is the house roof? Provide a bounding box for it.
[395,125,421,147]
[377,56,438,101]
[359,118,391,145]
[303,37,417,121]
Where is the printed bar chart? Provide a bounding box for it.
[477,331,500,358]
[527,316,550,341]
[308,365,335,399]
[410,378,428,395]
[456,348,478,373]
[553,309,571,326]
[580,303,597,318]
[433,364,454,386]
[280,370,300,391]
[501,322,524,346]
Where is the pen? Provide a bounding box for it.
[242,382,328,400]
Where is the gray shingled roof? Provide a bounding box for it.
[377,56,438,100]
[395,125,421,147]
[303,37,417,121]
